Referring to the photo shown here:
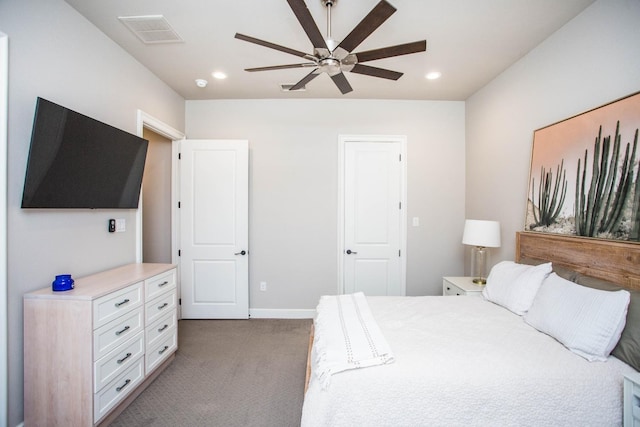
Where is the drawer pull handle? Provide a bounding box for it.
[159,281,169,287]
[116,379,131,392]
[157,302,169,310]
[115,325,130,336]
[158,324,169,332]
[159,345,169,355]
[117,352,132,364]
[114,298,130,308]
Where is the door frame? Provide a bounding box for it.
[0,31,8,426]
[135,110,185,266]
[337,135,408,295]
[135,111,185,318]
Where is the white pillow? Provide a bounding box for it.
[524,273,630,361]
[482,261,552,315]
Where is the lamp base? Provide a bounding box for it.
[470,246,489,286]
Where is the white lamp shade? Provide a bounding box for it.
[462,220,501,248]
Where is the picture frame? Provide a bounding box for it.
[525,91,640,242]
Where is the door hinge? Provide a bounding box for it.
[399,202,402,209]
[399,154,402,161]
[399,249,401,257]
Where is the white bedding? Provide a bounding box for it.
[301,296,637,427]
[313,292,394,388]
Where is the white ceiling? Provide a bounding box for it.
[64,0,595,101]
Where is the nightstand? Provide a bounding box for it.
[442,277,484,297]
[624,372,640,427]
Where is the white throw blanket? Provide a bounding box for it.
[312,292,394,389]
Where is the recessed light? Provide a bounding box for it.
[212,71,227,80]
[425,71,442,80]
[195,79,208,88]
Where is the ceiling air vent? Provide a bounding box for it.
[118,15,183,44]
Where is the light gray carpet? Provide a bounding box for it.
[110,318,313,427]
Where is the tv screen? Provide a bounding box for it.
[21,98,149,209]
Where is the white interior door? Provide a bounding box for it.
[341,137,406,296]
[179,140,248,319]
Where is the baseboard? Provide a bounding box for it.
[249,308,315,319]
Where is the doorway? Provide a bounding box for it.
[338,135,407,296]
[135,110,184,265]
[142,128,172,263]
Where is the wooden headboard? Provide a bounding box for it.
[516,231,640,291]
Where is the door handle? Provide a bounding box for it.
[234,250,247,256]
[345,249,358,255]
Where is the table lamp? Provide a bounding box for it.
[462,219,501,284]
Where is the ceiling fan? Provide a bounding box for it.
[234,0,427,94]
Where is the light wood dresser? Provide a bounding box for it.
[24,263,178,426]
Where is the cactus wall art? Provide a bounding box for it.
[525,91,640,242]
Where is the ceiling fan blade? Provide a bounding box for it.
[350,64,403,80]
[245,63,317,72]
[330,72,353,94]
[235,33,310,59]
[355,40,427,63]
[290,69,321,91]
[286,0,328,49]
[336,0,396,54]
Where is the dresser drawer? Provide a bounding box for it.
[94,307,144,361]
[443,282,463,296]
[146,310,177,352]
[442,277,484,297]
[145,291,177,325]
[94,356,145,423]
[93,282,143,329]
[145,269,177,301]
[146,327,177,374]
[624,373,640,427]
[94,332,144,393]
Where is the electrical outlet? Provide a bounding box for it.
[259,281,267,291]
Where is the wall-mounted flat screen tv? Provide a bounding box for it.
[21,97,149,209]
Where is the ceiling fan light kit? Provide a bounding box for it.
[234,0,427,94]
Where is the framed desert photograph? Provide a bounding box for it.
[525,91,640,242]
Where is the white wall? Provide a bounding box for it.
[0,0,185,425]
[186,99,466,311]
[465,0,640,267]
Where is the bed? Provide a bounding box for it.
[301,232,640,426]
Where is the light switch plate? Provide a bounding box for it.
[115,218,126,232]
